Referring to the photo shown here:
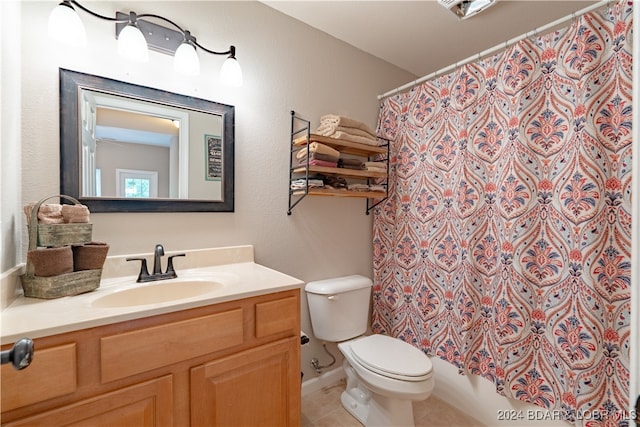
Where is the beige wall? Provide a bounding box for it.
[96,140,171,198]
[1,2,22,272]
[188,109,223,200]
[10,1,414,382]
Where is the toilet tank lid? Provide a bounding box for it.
[305,275,372,294]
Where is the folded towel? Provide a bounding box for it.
[73,242,109,271]
[297,152,339,164]
[296,142,340,160]
[291,179,324,190]
[347,183,370,191]
[302,152,340,162]
[316,124,377,140]
[61,204,90,223]
[369,185,386,192]
[27,246,73,277]
[24,203,65,225]
[317,130,379,146]
[322,175,348,189]
[366,167,387,174]
[338,158,365,170]
[299,159,338,168]
[364,161,386,168]
[320,114,377,138]
[42,204,65,224]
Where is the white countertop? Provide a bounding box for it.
[1,246,303,344]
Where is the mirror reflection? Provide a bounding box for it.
[60,69,235,212]
[80,89,223,201]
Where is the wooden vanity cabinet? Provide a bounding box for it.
[0,289,301,427]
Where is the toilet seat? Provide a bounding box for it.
[349,334,432,382]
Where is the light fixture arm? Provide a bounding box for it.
[193,42,235,58]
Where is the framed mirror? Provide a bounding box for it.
[59,69,234,212]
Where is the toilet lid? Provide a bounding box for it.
[350,334,432,381]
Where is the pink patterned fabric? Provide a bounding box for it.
[373,3,632,426]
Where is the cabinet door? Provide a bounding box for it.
[1,343,77,412]
[191,337,300,427]
[3,376,173,427]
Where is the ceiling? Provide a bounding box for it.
[262,1,599,78]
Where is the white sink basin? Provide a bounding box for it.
[91,279,224,308]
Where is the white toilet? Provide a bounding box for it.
[305,275,434,427]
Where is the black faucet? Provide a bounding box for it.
[153,244,164,275]
[126,244,186,283]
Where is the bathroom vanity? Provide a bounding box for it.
[0,246,302,426]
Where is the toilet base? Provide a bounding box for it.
[341,390,416,427]
[341,361,417,427]
[341,388,370,425]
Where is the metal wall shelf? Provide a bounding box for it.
[287,111,389,215]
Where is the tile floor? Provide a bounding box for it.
[301,379,486,427]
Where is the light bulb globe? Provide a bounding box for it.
[117,24,149,62]
[174,42,200,76]
[220,57,243,87]
[48,2,86,46]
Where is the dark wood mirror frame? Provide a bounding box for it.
[59,68,235,212]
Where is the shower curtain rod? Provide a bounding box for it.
[377,0,613,100]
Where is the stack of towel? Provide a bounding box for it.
[316,114,379,146]
[338,158,364,170]
[291,178,324,190]
[291,175,350,191]
[24,203,91,225]
[296,142,340,167]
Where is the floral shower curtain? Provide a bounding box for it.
[373,2,633,426]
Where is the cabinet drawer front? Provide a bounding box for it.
[101,309,243,383]
[3,375,173,427]
[1,343,77,411]
[255,296,298,338]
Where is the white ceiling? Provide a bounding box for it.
[262,1,599,78]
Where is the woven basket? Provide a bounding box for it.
[21,195,101,299]
[21,269,103,299]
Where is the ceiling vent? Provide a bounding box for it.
[438,0,497,19]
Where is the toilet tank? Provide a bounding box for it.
[305,275,372,342]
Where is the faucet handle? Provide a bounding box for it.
[166,253,186,276]
[126,257,150,282]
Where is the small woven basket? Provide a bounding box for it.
[20,195,102,299]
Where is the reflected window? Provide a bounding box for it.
[116,169,158,198]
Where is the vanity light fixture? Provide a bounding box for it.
[47,0,243,86]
